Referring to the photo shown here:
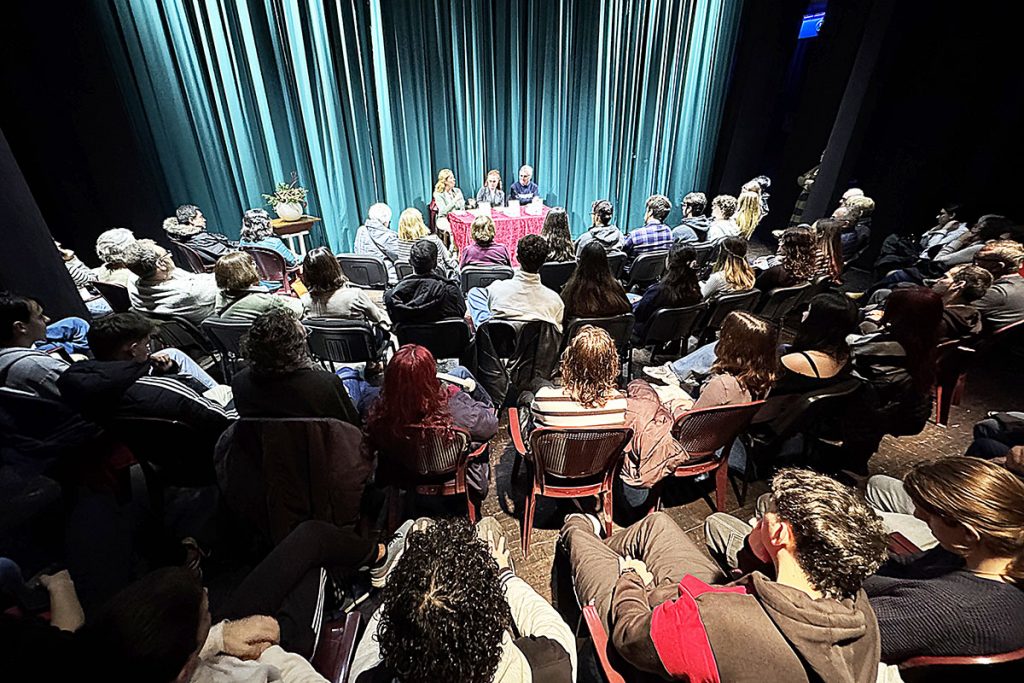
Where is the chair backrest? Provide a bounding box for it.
[625,251,668,290]
[640,302,708,348]
[693,242,717,268]
[898,647,1024,681]
[89,281,131,313]
[395,318,473,360]
[144,312,216,358]
[702,289,761,332]
[312,612,362,683]
[201,317,251,381]
[564,314,635,360]
[461,265,514,291]
[529,427,633,483]
[395,261,414,280]
[992,318,1024,340]
[539,260,577,292]
[754,378,862,441]
[606,252,626,279]
[304,318,379,367]
[243,246,291,294]
[672,400,766,460]
[110,416,215,484]
[476,319,521,358]
[337,254,388,288]
[382,425,471,478]
[757,282,812,322]
[168,241,210,273]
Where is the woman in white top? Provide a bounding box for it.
[395,208,459,276]
[300,247,389,324]
[432,168,465,235]
[530,325,627,428]
[700,236,755,299]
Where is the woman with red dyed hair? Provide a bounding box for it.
[365,345,498,497]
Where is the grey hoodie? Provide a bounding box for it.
[575,225,625,258]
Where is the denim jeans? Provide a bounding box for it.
[668,341,717,383]
[466,287,493,329]
[35,317,91,355]
[161,348,217,391]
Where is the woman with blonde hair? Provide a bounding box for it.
[475,169,505,207]
[459,214,511,267]
[432,168,465,235]
[529,325,627,428]
[700,236,755,299]
[734,189,763,239]
[214,251,303,320]
[864,456,1024,661]
[395,207,458,275]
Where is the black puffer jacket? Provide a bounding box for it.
[383,273,466,324]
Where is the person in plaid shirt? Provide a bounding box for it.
[623,194,673,271]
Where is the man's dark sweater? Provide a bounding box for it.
[864,547,1024,662]
[383,273,466,324]
[231,366,360,427]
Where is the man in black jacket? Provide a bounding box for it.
[164,204,237,265]
[383,240,466,324]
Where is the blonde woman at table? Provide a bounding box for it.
[475,169,506,207]
[396,207,459,276]
[432,168,466,237]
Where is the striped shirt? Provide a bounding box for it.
[531,386,627,428]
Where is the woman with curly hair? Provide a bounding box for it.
[365,344,497,496]
[626,311,778,489]
[529,325,627,428]
[754,226,816,297]
[541,207,575,262]
[700,236,755,299]
[864,457,1024,662]
[239,208,298,269]
[351,517,577,682]
[559,242,631,321]
[811,217,844,283]
[93,227,138,285]
[231,307,359,425]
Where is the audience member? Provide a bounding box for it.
[508,164,539,204]
[700,236,755,299]
[213,251,303,320]
[671,192,708,243]
[705,194,740,243]
[125,239,218,324]
[624,311,777,489]
[770,293,858,402]
[811,217,844,283]
[753,226,815,302]
[459,215,511,268]
[560,242,630,321]
[971,240,1024,327]
[563,469,886,682]
[874,203,967,274]
[395,207,458,275]
[384,240,466,325]
[845,195,875,257]
[575,199,625,257]
[965,411,1024,461]
[540,207,575,262]
[0,293,76,399]
[92,228,139,286]
[365,344,497,497]
[734,189,763,239]
[527,325,627,431]
[468,234,564,331]
[354,203,401,285]
[863,457,1024,661]
[622,195,673,269]
[432,168,465,235]
[163,204,236,265]
[789,156,820,227]
[231,308,359,425]
[56,241,111,317]
[933,213,1016,270]
[475,169,506,207]
[300,247,388,324]
[838,187,865,207]
[352,517,575,682]
[238,208,298,276]
[632,243,702,342]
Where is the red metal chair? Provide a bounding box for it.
[650,400,766,513]
[933,339,975,427]
[378,425,486,531]
[312,611,362,683]
[243,245,295,296]
[508,408,633,558]
[582,602,628,683]
[169,240,214,273]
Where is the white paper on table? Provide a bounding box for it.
[503,203,521,217]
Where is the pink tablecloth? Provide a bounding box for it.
[448,206,550,266]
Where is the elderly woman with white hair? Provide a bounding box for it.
[93,228,139,286]
[238,208,298,269]
[508,164,540,204]
[354,202,401,285]
[163,203,237,265]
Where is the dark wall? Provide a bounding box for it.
[0,2,168,266]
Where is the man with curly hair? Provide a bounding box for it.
[561,468,888,682]
[351,517,576,682]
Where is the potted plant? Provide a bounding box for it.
[262,174,308,221]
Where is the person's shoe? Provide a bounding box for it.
[771,229,784,239]
[370,517,433,588]
[643,363,681,386]
[476,516,514,574]
[846,291,865,300]
[564,512,603,537]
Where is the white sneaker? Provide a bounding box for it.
[642,363,681,386]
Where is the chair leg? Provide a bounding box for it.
[466,490,479,524]
[522,489,536,559]
[600,489,614,537]
[511,451,522,481]
[936,385,951,427]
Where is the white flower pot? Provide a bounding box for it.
[275,202,304,221]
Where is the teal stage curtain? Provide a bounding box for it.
[97,0,743,250]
